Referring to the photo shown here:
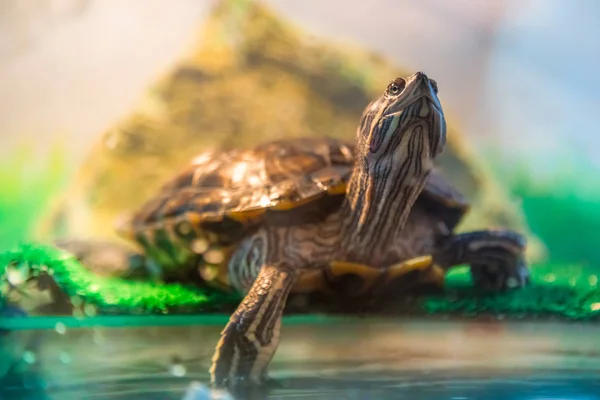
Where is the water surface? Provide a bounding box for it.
[2,317,599,399]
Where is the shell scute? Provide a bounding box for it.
[124,138,354,243]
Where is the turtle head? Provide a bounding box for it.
[346,72,446,237]
[357,71,446,165]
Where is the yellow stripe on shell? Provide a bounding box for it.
[326,182,347,195]
[328,261,383,294]
[422,263,446,288]
[292,270,327,293]
[383,256,447,290]
[433,195,470,210]
[384,255,433,284]
[186,212,204,226]
[271,192,325,211]
[226,208,265,223]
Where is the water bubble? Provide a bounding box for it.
[84,303,97,317]
[169,363,187,377]
[55,322,66,335]
[590,303,600,311]
[588,275,598,286]
[544,274,556,283]
[71,296,83,307]
[72,308,85,320]
[6,268,25,286]
[59,352,72,364]
[89,284,99,293]
[23,351,36,364]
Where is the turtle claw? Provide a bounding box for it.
[435,229,530,293]
[471,257,530,292]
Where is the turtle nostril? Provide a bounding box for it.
[430,79,438,94]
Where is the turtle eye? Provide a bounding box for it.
[387,79,405,96]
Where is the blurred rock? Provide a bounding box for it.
[37,0,544,262]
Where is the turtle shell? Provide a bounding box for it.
[417,167,470,231]
[119,138,354,251]
[121,137,469,250]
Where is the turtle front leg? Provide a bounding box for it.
[210,264,299,387]
[434,230,530,291]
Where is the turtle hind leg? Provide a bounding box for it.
[210,264,298,388]
[434,230,530,291]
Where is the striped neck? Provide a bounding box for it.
[334,72,445,257]
[339,141,431,254]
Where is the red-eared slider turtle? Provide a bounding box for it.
[57,72,529,387]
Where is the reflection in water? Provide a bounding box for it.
[1,318,600,399]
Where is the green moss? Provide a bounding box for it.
[1,242,599,320]
[0,243,239,314]
[428,264,600,320]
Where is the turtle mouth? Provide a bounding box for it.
[404,72,446,158]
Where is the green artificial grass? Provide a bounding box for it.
[0,243,239,315]
[425,263,600,319]
[1,242,599,320]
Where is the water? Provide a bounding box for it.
[1,317,600,399]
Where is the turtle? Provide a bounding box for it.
[55,72,529,387]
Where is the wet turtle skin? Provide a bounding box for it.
[55,72,529,389]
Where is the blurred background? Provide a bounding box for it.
[0,0,599,271]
